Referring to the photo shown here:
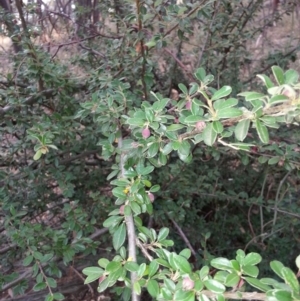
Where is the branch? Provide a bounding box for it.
[0,227,108,293]
[118,136,139,301]
[0,89,56,116]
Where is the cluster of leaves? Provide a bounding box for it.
[1,1,300,301]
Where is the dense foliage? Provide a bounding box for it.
[0,0,300,300]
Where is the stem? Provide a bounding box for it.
[272,170,292,234]
[118,136,139,301]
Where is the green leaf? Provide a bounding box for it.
[45,294,54,301]
[255,119,269,143]
[257,74,274,89]
[178,83,188,94]
[213,98,238,110]
[82,267,104,283]
[124,261,139,272]
[150,184,160,193]
[162,142,173,155]
[106,261,122,272]
[281,267,300,293]
[46,277,57,288]
[33,282,47,291]
[137,263,147,278]
[179,249,192,259]
[178,140,191,156]
[217,108,242,119]
[98,258,109,268]
[133,281,141,295]
[211,258,233,271]
[174,289,195,301]
[112,187,127,198]
[113,223,126,251]
[137,165,154,175]
[157,227,169,241]
[272,66,285,85]
[131,202,141,215]
[23,255,34,266]
[147,279,159,298]
[53,292,64,300]
[238,92,265,101]
[103,216,123,228]
[152,98,169,111]
[234,119,250,142]
[184,115,205,124]
[173,254,192,274]
[270,261,285,278]
[195,68,206,81]
[267,290,293,301]
[243,253,262,266]
[269,95,289,105]
[212,86,232,101]
[231,260,241,271]
[268,156,280,165]
[97,276,109,293]
[148,142,159,158]
[242,265,259,277]
[33,150,42,160]
[127,118,145,126]
[284,69,299,84]
[149,260,159,278]
[244,277,271,292]
[203,279,226,293]
[167,124,185,131]
[203,123,217,146]
[161,288,173,300]
[212,121,223,134]
[225,273,240,287]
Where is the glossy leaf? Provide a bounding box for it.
[113,223,126,251]
[267,290,293,301]
[242,265,259,277]
[204,279,226,293]
[234,119,250,141]
[257,74,274,89]
[225,273,240,287]
[270,261,285,278]
[217,108,242,119]
[281,267,299,293]
[284,69,299,84]
[203,123,217,146]
[174,289,195,301]
[243,253,262,266]
[272,66,285,85]
[149,260,159,278]
[212,86,232,101]
[244,277,271,292]
[212,121,223,134]
[211,257,233,271]
[213,98,238,111]
[173,254,191,274]
[184,115,206,123]
[147,279,159,298]
[255,119,269,143]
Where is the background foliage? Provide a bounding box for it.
[0,0,300,300]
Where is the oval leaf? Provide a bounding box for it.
[212,86,232,101]
[203,123,217,146]
[113,223,126,251]
[255,120,269,143]
[243,253,262,266]
[235,119,250,141]
[217,108,242,119]
[203,279,226,293]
